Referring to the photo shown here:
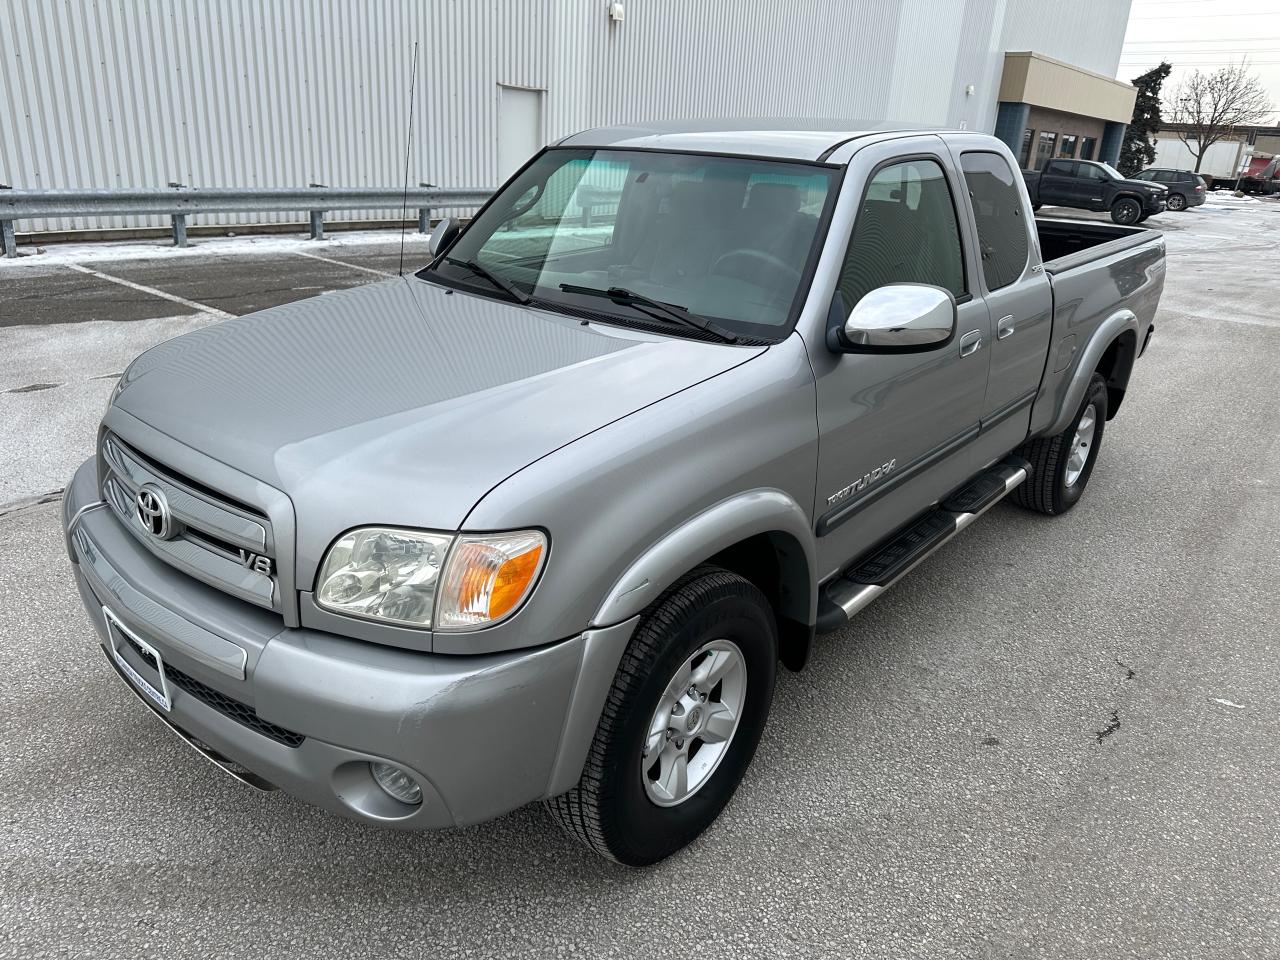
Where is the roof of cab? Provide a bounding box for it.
[557,118,949,162]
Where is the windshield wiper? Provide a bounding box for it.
[558,284,739,343]
[443,256,531,304]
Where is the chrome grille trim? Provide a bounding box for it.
[100,433,279,613]
[102,436,268,552]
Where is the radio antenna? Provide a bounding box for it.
[398,40,419,277]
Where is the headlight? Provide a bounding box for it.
[315,527,546,630]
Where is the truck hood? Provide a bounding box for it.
[113,278,763,530]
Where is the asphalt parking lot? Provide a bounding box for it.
[2,200,1279,958]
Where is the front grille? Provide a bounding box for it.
[100,433,279,612]
[164,666,305,748]
[117,629,304,748]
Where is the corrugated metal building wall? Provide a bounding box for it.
[0,0,1132,232]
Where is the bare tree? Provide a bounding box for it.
[1166,61,1273,173]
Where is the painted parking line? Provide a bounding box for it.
[66,263,234,318]
[291,249,395,277]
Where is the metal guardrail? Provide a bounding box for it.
[0,185,494,257]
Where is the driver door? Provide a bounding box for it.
[809,145,992,576]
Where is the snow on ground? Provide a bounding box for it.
[0,227,433,269]
[1203,192,1262,206]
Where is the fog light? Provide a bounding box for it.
[369,762,422,806]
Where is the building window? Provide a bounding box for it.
[837,158,967,310]
[1035,132,1058,170]
[1019,129,1034,169]
[1080,137,1097,161]
[960,152,1029,291]
[1059,134,1078,158]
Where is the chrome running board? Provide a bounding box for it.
[816,459,1029,633]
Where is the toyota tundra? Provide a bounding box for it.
[63,120,1165,865]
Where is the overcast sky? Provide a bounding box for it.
[1118,0,1280,123]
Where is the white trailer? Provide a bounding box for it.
[1152,137,1251,178]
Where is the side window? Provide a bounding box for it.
[1133,170,1153,181]
[1155,171,1177,183]
[960,152,1030,291]
[1045,160,1073,176]
[837,157,966,314]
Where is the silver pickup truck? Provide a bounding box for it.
[62,120,1164,865]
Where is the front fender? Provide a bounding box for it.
[591,489,816,628]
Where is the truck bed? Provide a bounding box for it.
[1025,216,1165,440]
[1035,218,1153,275]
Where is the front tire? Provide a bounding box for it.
[546,566,777,865]
[1011,373,1109,515]
[1111,197,1142,224]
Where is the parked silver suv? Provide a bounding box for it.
[63,120,1164,864]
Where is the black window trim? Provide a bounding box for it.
[957,149,1032,294]
[416,144,847,345]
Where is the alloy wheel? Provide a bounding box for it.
[641,639,747,807]
[1065,403,1097,487]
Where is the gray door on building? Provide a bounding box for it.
[498,86,543,184]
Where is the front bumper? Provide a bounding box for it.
[63,458,636,829]
[1143,193,1167,214]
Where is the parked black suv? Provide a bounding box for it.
[1132,167,1206,210]
[1023,159,1167,224]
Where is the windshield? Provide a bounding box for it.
[421,148,839,340]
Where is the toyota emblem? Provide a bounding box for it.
[134,484,173,539]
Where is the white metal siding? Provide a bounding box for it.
[0,0,1132,232]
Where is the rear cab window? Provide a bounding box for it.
[959,152,1030,291]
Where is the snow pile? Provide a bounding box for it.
[1203,191,1261,206]
[0,228,431,268]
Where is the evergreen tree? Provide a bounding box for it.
[1119,62,1172,177]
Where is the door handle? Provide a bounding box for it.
[959,329,983,357]
[997,315,1016,340]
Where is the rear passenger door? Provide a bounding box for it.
[1038,160,1079,206]
[954,149,1053,429]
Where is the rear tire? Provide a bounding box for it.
[1011,373,1108,515]
[1111,197,1142,224]
[545,566,777,865]
[1167,193,1187,211]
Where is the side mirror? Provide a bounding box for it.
[831,284,956,353]
[428,217,460,258]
